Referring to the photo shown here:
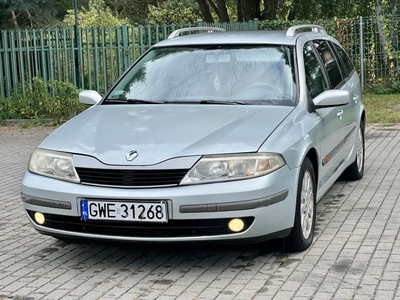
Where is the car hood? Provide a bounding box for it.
[40,104,293,166]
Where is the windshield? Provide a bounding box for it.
[105,45,297,106]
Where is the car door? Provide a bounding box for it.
[303,41,349,188]
[330,42,360,158]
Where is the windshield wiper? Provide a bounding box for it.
[199,100,250,105]
[126,99,162,104]
[103,99,162,104]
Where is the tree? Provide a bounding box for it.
[195,0,230,22]
[0,0,56,28]
[147,0,201,25]
[63,0,129,27]
[47,0,89,20]
[103,0,148,24]
[197,0,214,22]
[194,0,263,23]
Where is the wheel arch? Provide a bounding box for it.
[304,147,319,188]
[361,110,366,130]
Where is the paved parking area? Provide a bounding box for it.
[0,125,399,300]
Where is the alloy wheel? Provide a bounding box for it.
[356,127,364,173]
[301,170,314,240]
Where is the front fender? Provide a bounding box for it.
[259,104,319,171]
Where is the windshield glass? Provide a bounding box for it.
[105,45,297,105]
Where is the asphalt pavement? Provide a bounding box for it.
[0,125,399,300]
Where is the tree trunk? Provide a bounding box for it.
[239,0,260,21]
[262,0,278,20]
[11,11,19,29]
[390,4,398,74]
[113,0,118,14]
[240,0,252,21]
[207,0,221,20]
[288,0,299,20]
[375,0,388,64]
[196,0,215,23]
[215,0,229,22]
[237,0,243,21]
[390,4,398,50]
[27,11,34,29]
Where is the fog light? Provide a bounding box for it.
[34,212,45,225]
[228,218,245,232]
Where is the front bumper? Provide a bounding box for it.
[21,164,299,242]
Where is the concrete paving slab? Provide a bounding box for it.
[0,125,399,299]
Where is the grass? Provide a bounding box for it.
[363,93,400,124]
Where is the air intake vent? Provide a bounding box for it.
[75,168,189,187]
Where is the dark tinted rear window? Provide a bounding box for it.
[303,43,328,99]
[332,43,355,77]
[313,40,343,88]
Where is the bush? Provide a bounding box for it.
[367,79,400,94]
[0,78,86,124]
[258,19,313,30]
[63,0,129,28]
[147,0,201,25]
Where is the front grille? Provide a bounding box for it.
[75,168,189,187]
[27,211,254,237]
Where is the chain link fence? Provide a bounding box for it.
[328,16,400,92]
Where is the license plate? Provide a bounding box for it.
[80,200,167,222]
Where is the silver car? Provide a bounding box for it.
[21,25,365,251]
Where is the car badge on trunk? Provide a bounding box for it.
[125,150,138,161]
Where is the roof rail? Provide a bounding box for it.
[286,24,327,37]
[168,27,226,39]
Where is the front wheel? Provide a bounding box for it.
[285,157,316,252]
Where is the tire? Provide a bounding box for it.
[285,157,316,252]
[341,123,365,181]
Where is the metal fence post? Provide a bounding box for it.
[122,23,129,70]
[73,0,80,88]
[359,16,365,91]
[253,18,259,30]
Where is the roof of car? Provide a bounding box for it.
[153,25,329,47]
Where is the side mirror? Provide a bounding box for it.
[313,90,350,109]
[79,90,102,105]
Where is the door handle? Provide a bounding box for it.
[353,94,358,103]
[337,109,344,119]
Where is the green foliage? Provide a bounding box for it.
[258,19,337,34]
[0,0,57,28]
[0,78,85,123]
[63,0,129,28]
[147,0,201,25]
[0,0,46,11]
[258,19,313,30]
[103,0,146,25]
[368,80,400,94]
[48,0,89,20]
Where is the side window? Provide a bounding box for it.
[332,43,355,77]
[303,43,328,99]
[313,40,343,88]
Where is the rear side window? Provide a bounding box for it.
[313,40,343,88]
[332,43,355,77]
[303,43,328,99]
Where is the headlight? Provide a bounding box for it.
[28,149,80,183]
[180,153,286,185]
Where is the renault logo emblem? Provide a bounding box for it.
[125,150,138,161]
